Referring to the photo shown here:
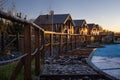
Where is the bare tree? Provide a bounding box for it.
[0,0,8,10]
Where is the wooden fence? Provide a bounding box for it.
[0,10,92,80]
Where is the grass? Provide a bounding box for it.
[0,58,44,80]
[0,62,18,80]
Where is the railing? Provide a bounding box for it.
[44,31,83,57]
[0,10,44,80]
[0,10,91,80]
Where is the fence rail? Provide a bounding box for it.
[0,54,27,64]
[0,10,92,80]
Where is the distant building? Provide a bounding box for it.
[101,31,114,43]
[34,13,75,34]
[87,24,102,42]
[87,23,101,35]
[73,19,88,35]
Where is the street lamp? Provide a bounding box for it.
[50,10,54,31]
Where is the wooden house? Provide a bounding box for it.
[73,20,89,46]
[88,24,102,42]
[88,24,100,35]
[73,19,88,35]
[34,14,75,34]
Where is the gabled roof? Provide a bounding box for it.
[87,23,95,29]
[34,14,74,25]
[95,24,103,30]
[73,19,86,27]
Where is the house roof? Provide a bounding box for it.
[34,14,74,25]
[87,23,95,29]
[95,24,103,30]
[73,20,86,27]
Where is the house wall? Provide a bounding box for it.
[91,27,99,35]
[75,23,88,35]
[61,20,74,34]
[80,27,88,35]
[74,27,79,34]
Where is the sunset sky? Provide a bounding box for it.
[3,0,120,32]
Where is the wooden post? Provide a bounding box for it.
[100,35,102,43]
[77,35,79,48]
[84,35,86,46]
[78,35,81,48]
[59,34,62,55]
[50,34,53,56]
[10,59,24,80]
[1,32,5,52]
[16,32,20,51]
[40,31,45,72]
[86,35,88,43]
[75,35,77,49]
[65,34,68,52]
[24,24,32,80]
[70,35,73,50]
[35,28,40,76]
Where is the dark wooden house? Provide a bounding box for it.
[88,23,100,35]
[73,19,88,35]
[34,14,75,34]
[88,24,102,42]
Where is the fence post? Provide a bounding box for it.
[1,32,5,52]
[35,28,40,76]
[70,35,73,50]
[16,32,19,51]
[24,24,32,80]
[59,34,62,55]
[40,31,45,72]
[65,34,68,52]
[9,59,24,80]
[50,34,53,56]
[75,35,77,49]
[78,35,79,47]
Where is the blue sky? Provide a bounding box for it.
[3,0,120,32]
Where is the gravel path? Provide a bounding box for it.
[42,56,97,75]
